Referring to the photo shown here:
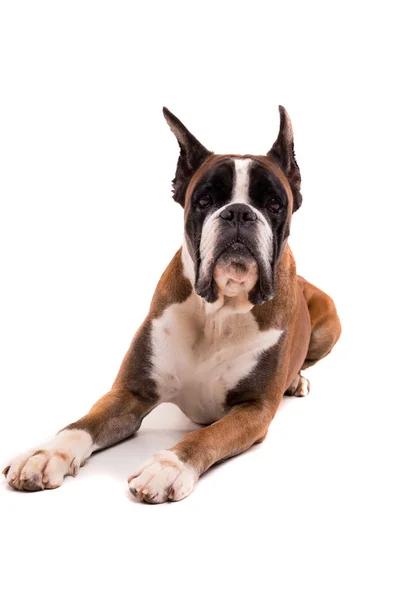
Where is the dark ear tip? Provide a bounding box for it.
[278,105,288,119]
[163,107,184,134]
[163,106,175,123]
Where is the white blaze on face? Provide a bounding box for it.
[230,158,252,204]
[197,157,274,302]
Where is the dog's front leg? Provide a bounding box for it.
[3,320,160,491]
[129,398,279,504]
[3,387,156,491]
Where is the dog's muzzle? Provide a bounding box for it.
[195,203,274,305]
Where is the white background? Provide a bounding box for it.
[0,2,399,599]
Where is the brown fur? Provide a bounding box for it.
[299,277,342,369]
[148,248,192,318]
[63,387,155,450]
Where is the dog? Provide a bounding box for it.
[3,106,341,503]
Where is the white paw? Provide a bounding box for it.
[3,429,92,491]
[286,374,310,397]
[128,450,197,504]
[297,375,310,396]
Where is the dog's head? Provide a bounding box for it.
[164,106,302,306]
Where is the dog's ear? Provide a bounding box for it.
[268,106,302,212]
[163,107,212,208]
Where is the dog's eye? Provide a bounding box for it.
[197,194,212,209]
[266,198,282,214]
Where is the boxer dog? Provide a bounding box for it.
[3,107,341,503]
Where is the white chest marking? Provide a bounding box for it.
[151,293,283,424]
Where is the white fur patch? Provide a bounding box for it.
[231,158,252,204]
[128,450,197,503]
[151,293,283,424]
[298,376,310,396]
[198,209,221,287]
[5,429,93,490]
[251,205,274,268]
[181,237,195,284]
[286,374,310,397]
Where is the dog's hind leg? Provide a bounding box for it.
[285,278,341,398]
[300,277,341,370]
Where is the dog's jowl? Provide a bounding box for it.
[3,107,341,503]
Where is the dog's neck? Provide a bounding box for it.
[155,239,297,330]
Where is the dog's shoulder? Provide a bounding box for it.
[149,247,193,319]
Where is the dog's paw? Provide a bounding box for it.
[128,450,197,504]
[285,374,310,397]
[3,429,92,491]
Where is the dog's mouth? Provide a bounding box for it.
[212,242,258,297]
[195,240,273,305]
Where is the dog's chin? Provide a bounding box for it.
[213,249,259,299]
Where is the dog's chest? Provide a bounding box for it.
[150,294,282,424]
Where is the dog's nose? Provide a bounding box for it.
[220,203,257,222]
